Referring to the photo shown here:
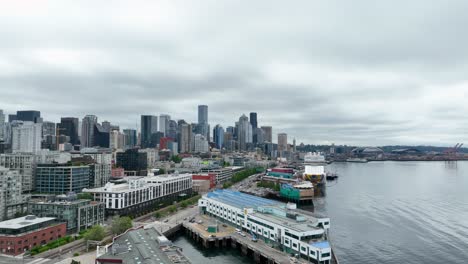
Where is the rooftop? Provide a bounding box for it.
[0,215,56,230]
[204,190,329,234]
[97,226,190,264]
[206,189,281,209]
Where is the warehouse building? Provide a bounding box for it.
[198,190,332,264]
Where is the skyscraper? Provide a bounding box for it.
[58,117,80,145]
[8,114,17,123]
[193,134,209,153]
[0,110,4,140]
[140,115,157,148]
[11,121,42,153]
[213,124,224,149]
[179,123,192,153]
[159,114,170,136]
[249,112,257,129]
[42,121,56,137]
[123,129,137,148]
[168,120,178,139]
[278,133,288,154]
[261,126,273,143]
[197,105,210,140]
[81,115,98,148]
[198,105,208,124]
[250,112,258,144]
[16,110,41,123]
[238,114,252,151]
[93,124,110,148]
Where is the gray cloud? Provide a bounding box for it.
[1,0,468,146]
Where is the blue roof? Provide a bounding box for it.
[206,189,281,209]
[311,241,330,249]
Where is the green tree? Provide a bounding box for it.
[83,225,105,242]
[171,155,182,163]
[77,193,93,200]
[111,216,133,236]
[158,168,166,175]
[71,260,81,264]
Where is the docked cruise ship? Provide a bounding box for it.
[303,152,327,186]
[199,189,334,264]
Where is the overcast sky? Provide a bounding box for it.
[1,1,467,146]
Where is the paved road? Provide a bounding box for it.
[136,206,200,234]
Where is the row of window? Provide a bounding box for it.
[247,216,274,230]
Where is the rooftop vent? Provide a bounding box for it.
[25,215,37,220]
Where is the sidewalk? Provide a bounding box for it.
[53,251,96,264]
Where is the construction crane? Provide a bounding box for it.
[444,143,464,156]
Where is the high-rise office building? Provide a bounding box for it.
[213,124,224,149]
[278,133,288,154]
[193,134,209,153]
[58,117,80,145]
[101,121,111,132]
[93,124,110,148]
[179,123,192,153]
[238,114,252,151]
[116,149,148,175]
[250,112,258,144]
[16,110,41,123]
[11,121,42,153]
[261,126,273,143]
[42,121,55,137]
[81,115,98,148]
[159,114,171,136]
[8,114,17,123]
[35,164,90,194]
[123,129,137,148]
[140,115,157,148]
[197,105,209,140]
[0,110,4,140]
[168,120,178,140]
[198,105,208,124]
[249,112,257,129]
[255,127,265,144]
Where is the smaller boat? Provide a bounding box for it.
[326,172,339,181]
[346,158,368,163]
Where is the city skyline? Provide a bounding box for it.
[1,1,468,146]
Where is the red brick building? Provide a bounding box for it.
[0,215,66,256]
[159,137,174,150]
[111,167,125,177]
[192,174,216,189]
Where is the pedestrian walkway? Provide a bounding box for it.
[27,258,51,264]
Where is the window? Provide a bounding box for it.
[301,246,306,252]
[322,253,330,258]
[293,243,297,248]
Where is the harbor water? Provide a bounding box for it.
[174,161,468,264]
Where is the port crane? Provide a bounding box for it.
[444,143,464,157]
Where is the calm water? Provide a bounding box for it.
[172,234,255,263]
[318,161,468,264]
[174,161,468,264]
